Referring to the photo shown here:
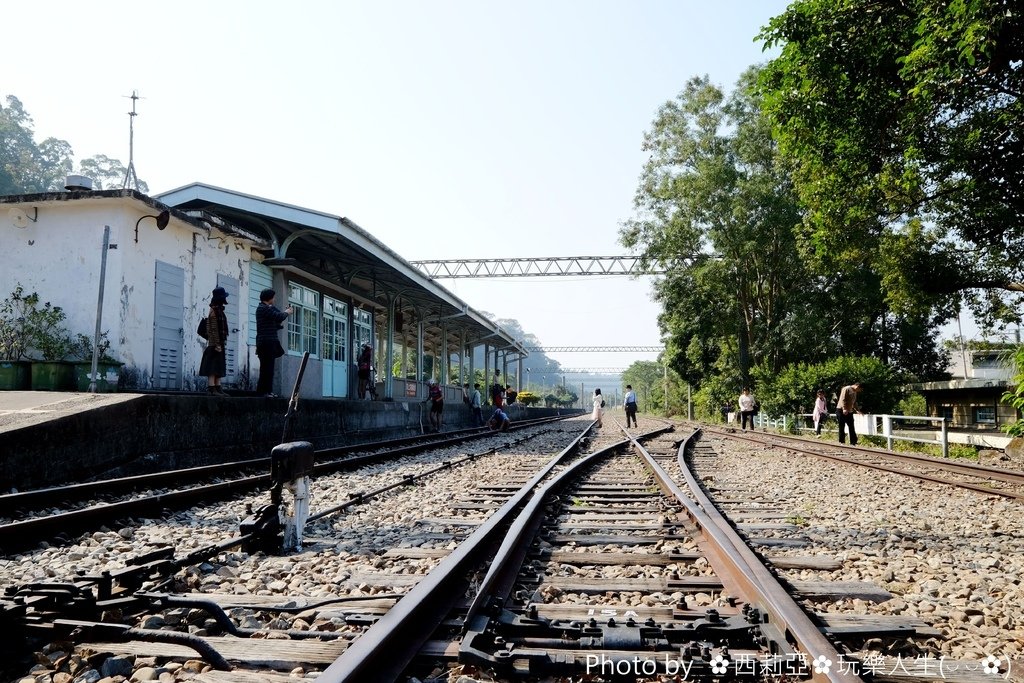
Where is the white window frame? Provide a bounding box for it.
[287,283,319,357]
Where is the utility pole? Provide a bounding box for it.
[122,91,142,190]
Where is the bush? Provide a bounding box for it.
[1002,345,1024,437]
[516,390,542,407]
[753,355,905,417]
[0,285,37,360]
[0,285,74,361]
[70,332,114,363]
[28,300,72,361]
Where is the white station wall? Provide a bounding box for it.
[0,197,255,387]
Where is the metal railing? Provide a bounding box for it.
[790,413,949,458]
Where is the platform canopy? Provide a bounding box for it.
[157,182,526,357]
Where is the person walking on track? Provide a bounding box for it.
[836,381,864,445]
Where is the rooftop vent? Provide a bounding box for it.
[65,175,94,192]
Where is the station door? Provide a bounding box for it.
[152,261,184,389]
[321,296,349,397]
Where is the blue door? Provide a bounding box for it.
[216,274,240,384]
[152,261,184,389]
[321,296,348,397]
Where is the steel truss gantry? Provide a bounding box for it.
[525,346,663,352]
[409,256,666,278]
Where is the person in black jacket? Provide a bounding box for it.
[255,288,292,397]
[200,287,231,396]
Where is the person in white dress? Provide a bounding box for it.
[592,388,604,427]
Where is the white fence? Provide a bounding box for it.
[762,412,951,458]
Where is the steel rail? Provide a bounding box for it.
[0,416,577,552]
[710,428,1024,501]
[315,420,604,683]
[0,415,572,516]
[464,423,674,625]
[628,427,862,683]
[710,426,1024,485]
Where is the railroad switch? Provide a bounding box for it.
[461,607,769,676]
[240,503,283,554]
[242,441,315,553]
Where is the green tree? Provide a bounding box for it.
[79,154,149,193]
[758,0,1024,328]
[754,355,904,417]
[622,361,664,412]
[2,94,146,195]
[1002,345,1024,437]
[1,95,74,194]
[621,69,809,387]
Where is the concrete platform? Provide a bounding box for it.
[0,391,142,434]
[0,390,560,493]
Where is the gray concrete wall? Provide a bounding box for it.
[0,396,571,491]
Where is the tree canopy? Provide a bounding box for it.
[621,68,949,408]
[758,0,1024,327]
[1,94,146,195]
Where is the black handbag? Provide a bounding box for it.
[197,318,208,340]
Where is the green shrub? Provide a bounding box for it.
[753,355,905,417]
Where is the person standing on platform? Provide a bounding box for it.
[200,286,230,396]
[357,344,374,399]
[470,382,483,426]
[255,288,291,398]
[491,370,504,408]
[591,388,605,428]
[623,384,638,428]
[737,387,756,430]
[427,378,444,432]
[836,381,864,444]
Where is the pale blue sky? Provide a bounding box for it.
[4,0,797,371]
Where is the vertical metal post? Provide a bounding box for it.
[385,296,395,400]
[89,226,111,393]
[687,383,692,420]
[940,417,949,458]
[416,322,424,393]
[883,415,892,451]
[663,362,669,417]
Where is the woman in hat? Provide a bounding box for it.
[200,286,229,396]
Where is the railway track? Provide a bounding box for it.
[3,418,1015,682]
[703,425,1024,501]
[0,415,570,551]
[1,416,606,681]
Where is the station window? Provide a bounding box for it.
[973,406,996,424]
[287,284,319,356]
[940,406,953,421]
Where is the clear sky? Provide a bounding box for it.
[4,0,796,373]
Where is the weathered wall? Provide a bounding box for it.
[0,196,256,388]
[0,397,575,491]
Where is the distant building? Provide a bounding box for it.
[908,347,1019,429]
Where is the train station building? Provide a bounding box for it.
[0,181,527,402]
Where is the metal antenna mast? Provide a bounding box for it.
[122,90,141,190]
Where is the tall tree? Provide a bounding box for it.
[1,95,74,194]
[1,94,146,195]
[621,69,808,386]
[79,154,149,193]
[758,0,1024,327]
